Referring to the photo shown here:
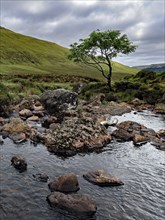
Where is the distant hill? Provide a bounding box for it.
[0,26,137,82]
[134,63,165,72]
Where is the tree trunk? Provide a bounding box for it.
[107,62,112,91]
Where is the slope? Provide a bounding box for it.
[0,27,137,81]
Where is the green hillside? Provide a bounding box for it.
[0,27,137,79]
[0,27,138,102]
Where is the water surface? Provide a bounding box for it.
[0,111,165,220]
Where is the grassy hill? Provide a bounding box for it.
[0,26,138,102]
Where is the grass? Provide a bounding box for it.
[0,27,137,81]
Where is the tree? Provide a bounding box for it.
[68,29,137,90]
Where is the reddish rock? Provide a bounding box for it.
[47,192,97,215]
[83,169,124,186]
[48,173,80,193]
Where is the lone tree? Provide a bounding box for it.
[68,29,137,90]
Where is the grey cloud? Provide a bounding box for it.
[1,0,164,66]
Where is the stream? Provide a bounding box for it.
[0,110,165,220]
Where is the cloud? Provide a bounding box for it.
[1,0,164,66]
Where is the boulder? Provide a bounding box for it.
[47,192,97,215]
[41,89,78,116]
[48,173,79,193]
[44,117,112,157]
[83,169,124,186]
[11,155,27,172]
[112,121,159,144]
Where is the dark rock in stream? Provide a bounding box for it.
[11,155,27,172]
[83,169,124,186]
[33,173,49,182]
[0,137,4,145]
[47,192,97,216]
[112,121,160,145]
[48,173,80,193]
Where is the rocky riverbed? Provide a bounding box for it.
[0,89,165,219]
[0,89,164,157]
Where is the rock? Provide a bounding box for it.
[0,137,4,145]
[9,132,26,143]
[83,169,124,186]
[112,121,159,144]
[47,192,97,215]
[130,98,144,107]
[33,105,44,111]
[83,101,132,116]
[72,83,87,94]
[112,128,134,141]
[41,116,57,128]
[11,155,27,172]
[33,173,49,182]
[2,118,31,137]
[27,115,39,121]
[44,117,112,157]
[133,134,149,146]
[16,99,34,111]
[100,117,118,127]
[19,109,33,119]
[86,93,105,106]
[48,173,79,193]
[41,89,78,116]
[151,141,165,151]
[157,129,165,138]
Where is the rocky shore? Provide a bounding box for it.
[0,89,164,156]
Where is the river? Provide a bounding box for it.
[0,110,165,220]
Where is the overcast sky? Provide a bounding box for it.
[1,0,165,66]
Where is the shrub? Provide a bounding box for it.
[134,70,156,82]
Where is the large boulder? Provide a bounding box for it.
[44,117,112,157]
[41,89,78,117]
[47,192,97,216]
[83,169,124,186]
[48,173,79,193]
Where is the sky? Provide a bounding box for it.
[1,0,165,66]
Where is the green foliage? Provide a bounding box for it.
[80,70,165,105]
[68,29,137,90]
[80,82,108,100]
[114,70,165,104]
[0,83,11,106]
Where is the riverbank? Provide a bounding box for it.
[0,89,165,157]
